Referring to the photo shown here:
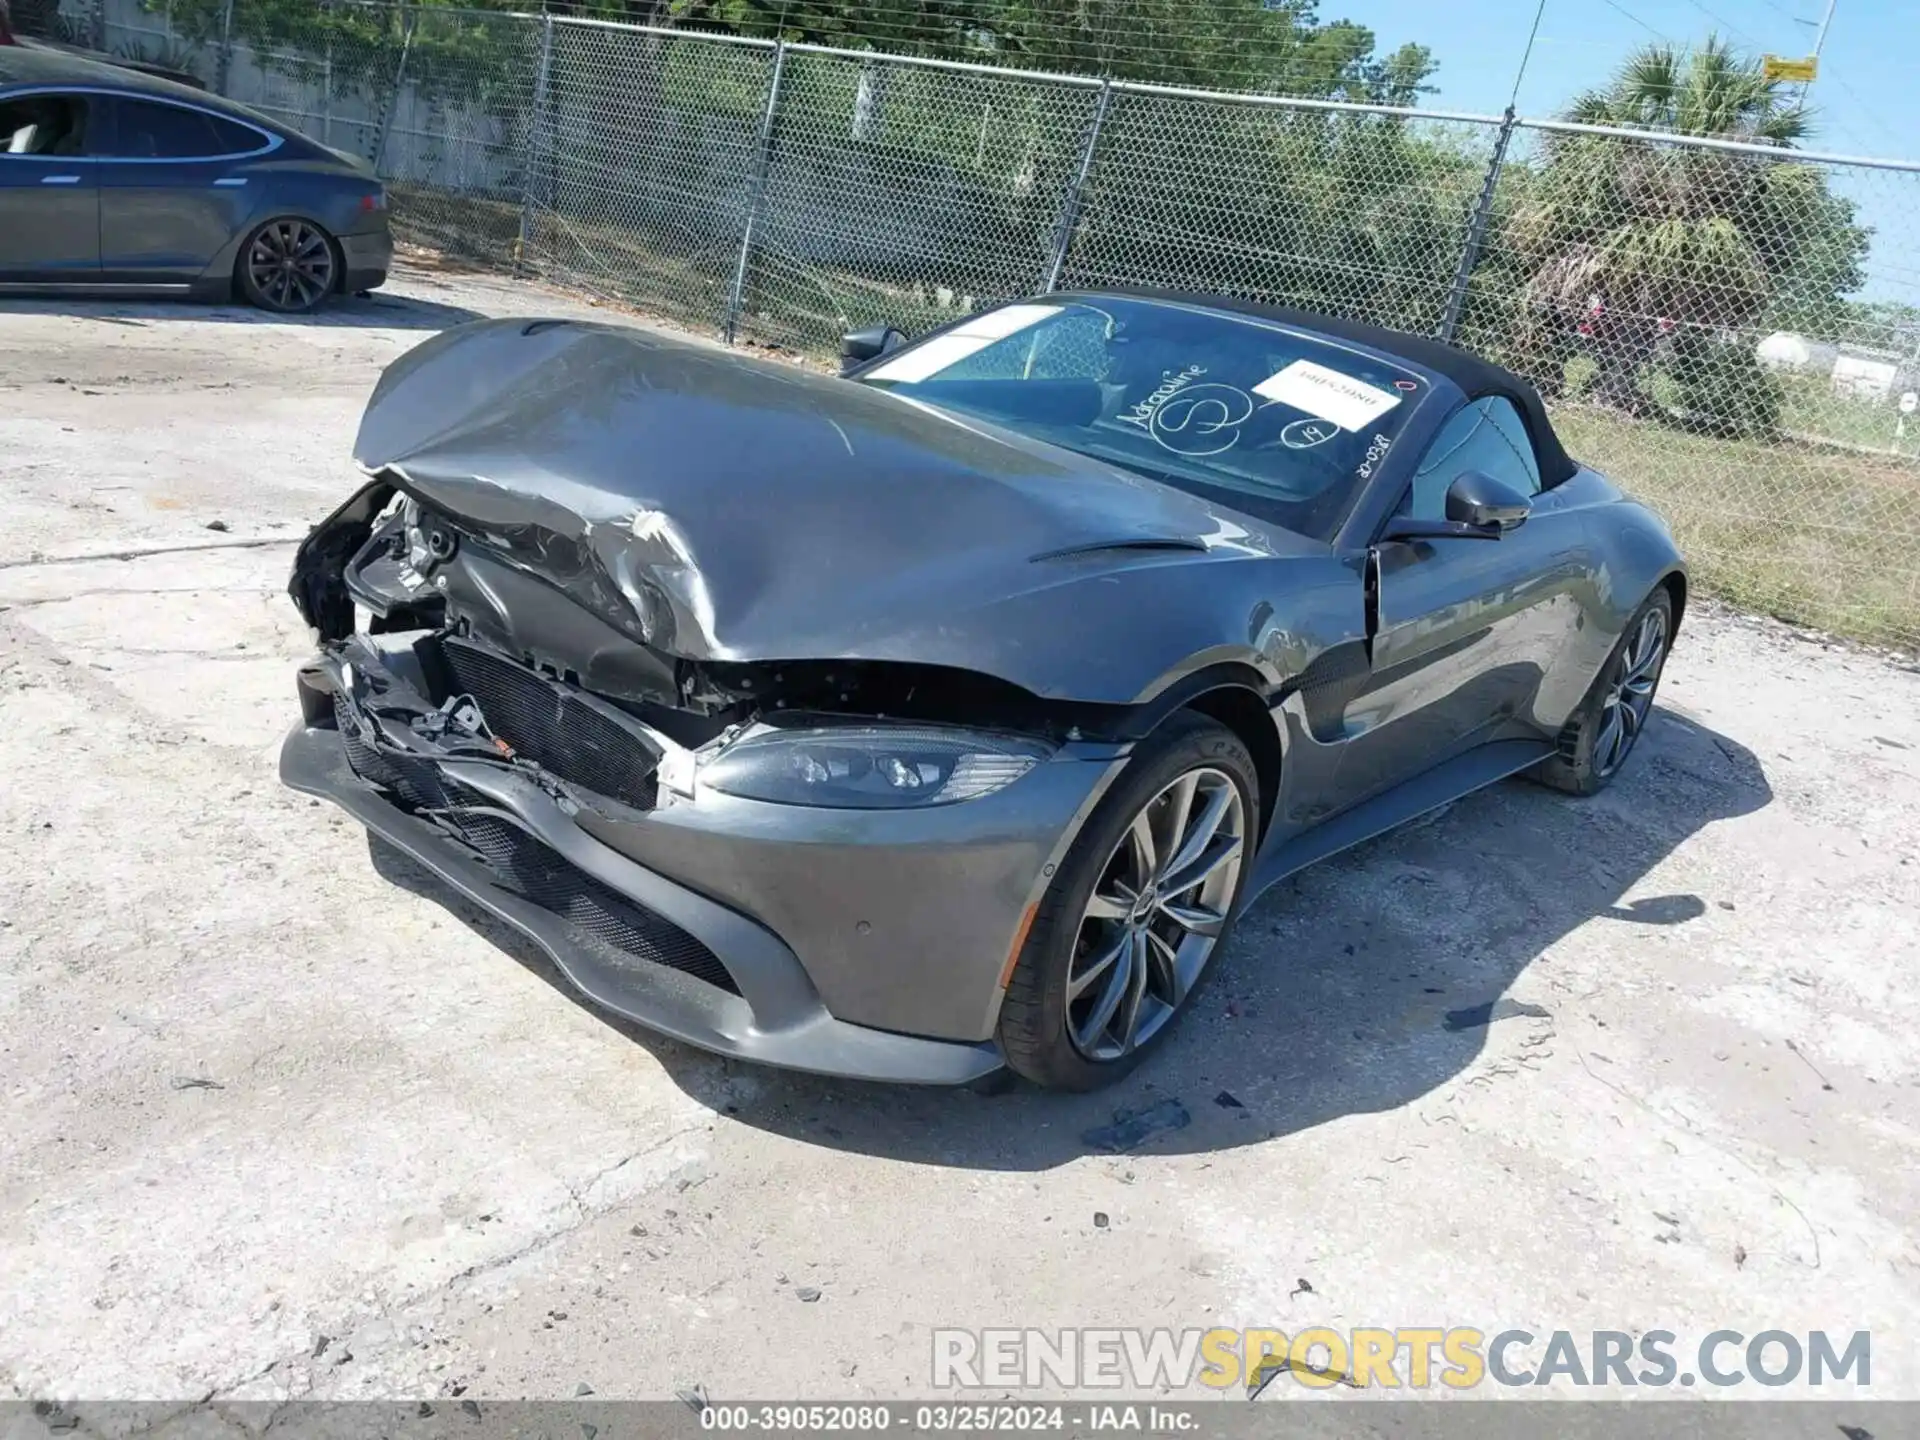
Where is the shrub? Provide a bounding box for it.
[1664,331,1782,438]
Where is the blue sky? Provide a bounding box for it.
[1343,0,1906,158]
[1339,0,1916,306]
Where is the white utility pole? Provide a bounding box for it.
[1808,0,1838,61]
[1800,0,1837,104]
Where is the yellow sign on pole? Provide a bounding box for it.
[1762,54,1819,83]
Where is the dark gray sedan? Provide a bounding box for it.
[282,295,1684,1089]
[0,47,389,311]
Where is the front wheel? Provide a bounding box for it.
[237,217,339,314]
[998,712,1258,1091]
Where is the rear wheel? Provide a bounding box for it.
[1530,587,1673,796]
[237,217,338,314]
[998,712,1257,1091]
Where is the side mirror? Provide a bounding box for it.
[1445,470,1531,531]
[1378,469,1533,545]
[839,324,906,376]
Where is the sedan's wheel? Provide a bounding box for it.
[237,218,338,314]
[1530,586,1674,796]
[998,712,1258,1090]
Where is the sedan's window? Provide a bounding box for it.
[1404,397,1542,520]
[203,112,269,154]
[99,98,256,159]
[0,95,88,157]
[858,297,1429,541]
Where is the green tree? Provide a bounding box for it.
[150,0,1435,126]
[156,0,538,107]
[675,0,1434,101]
[1503,36,1867,428]
[1059,101,1484,333]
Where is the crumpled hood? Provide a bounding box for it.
[353,319,1344,703]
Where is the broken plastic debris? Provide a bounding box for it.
[1081,1097,1191,1152]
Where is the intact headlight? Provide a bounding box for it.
[699,724,1054,808]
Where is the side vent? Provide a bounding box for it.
[1363,548,1382,661]
[1030,537,1209,563]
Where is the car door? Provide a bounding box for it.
[92,93,272,283]
[1330,396,1594,805]
[0,90,100,280]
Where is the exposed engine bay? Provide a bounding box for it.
[300,630,667,816]
[280,483,1126,1063]
[289,478,1155,774]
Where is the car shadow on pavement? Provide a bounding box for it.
[370,703,1770,1169]
[0,290,484,330]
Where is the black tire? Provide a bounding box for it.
[997,711,1259,1091]
[1529,586,1674,796]
[235,216,340,314]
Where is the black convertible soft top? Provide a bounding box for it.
[1082,289,1579,488]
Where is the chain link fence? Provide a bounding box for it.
[738,53,1104,352]
[27,0,1920,649]
[1456,120,1920,647]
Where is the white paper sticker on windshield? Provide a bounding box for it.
[865,304,1058,383]
[1253,359,1402,431]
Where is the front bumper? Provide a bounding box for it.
[281,636,1122,1084]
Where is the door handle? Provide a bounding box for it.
[40,174,81,185]
[213,177,247,187]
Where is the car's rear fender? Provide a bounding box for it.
[1530,466,1688,727]
[190,167,387,296]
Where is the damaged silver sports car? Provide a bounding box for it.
[282,292,1684,1090]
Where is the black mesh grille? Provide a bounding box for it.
[441,638,659,810]
[334,695,465,810]
[443,810,739,994]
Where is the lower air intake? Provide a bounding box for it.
[335,694,464,810]
[445,808,739,996]
[440,637,660,810]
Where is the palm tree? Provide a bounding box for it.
[1506,36,1823,415]
[1563,38,1810,144]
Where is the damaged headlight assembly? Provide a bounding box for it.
[698,724,1054,808]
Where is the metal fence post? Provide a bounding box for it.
[1043,78,1112,292]
[320,0,335,147]
[725,39,787,347]
[517,13,555,275]
[369,1,417,174]
[214,0,235,96]
[1436,105,1516,346]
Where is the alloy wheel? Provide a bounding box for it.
[1065,766,1246,1062]
[247,220,335,312]
[1594,606,1668,778]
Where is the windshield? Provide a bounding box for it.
[857,296,1430,541]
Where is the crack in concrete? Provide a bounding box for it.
[558,1124,709,1222]
[0,536,294,571]
[0,610,271,759]
[202,1121,711,1405]
[89,650,282,665]
[1574,1048,1825,1270]
[0,585,277,610]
